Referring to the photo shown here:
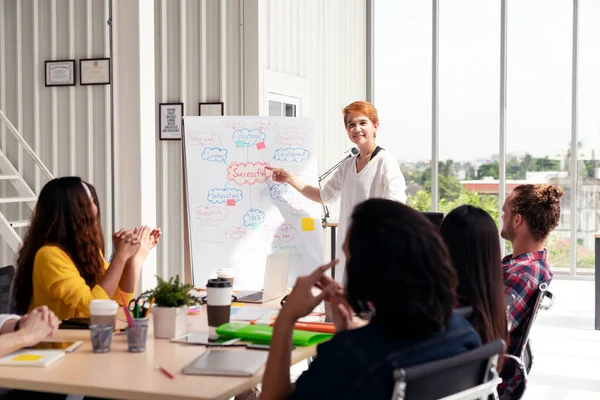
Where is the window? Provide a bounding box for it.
[576,0,600,273]
[268,94,299,117]
[374,1,432,210]
[506,0,573,272]
[438,0,500,223]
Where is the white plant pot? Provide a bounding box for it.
[151,305,188,339]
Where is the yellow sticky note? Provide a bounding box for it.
[301,218,315,232]
[13,354,43,362]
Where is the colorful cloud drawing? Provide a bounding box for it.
[273,148,310,163]
[231,128,266,147]
[195,205,229,221]
[225,226,248,240]
[277,131,311,146]
[187,131,222,147]
[243,208,265,227]
[269,183,298,202]
[201,147,228,163]
[227,162,270,185]
[207,188,243,204]
[273,223,297,243]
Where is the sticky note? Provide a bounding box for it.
[235,140,245,147]
[250,223,261,230]
[256,142,266,150]
[301,218,315,231]
[265,168,274,178]
[226,199,236,206]
[13,354,43,362]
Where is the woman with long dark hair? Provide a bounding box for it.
[12,177,159,319]
[440,205,509,362]
[261,199,480,400]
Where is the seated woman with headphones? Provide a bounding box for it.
[261,199,481,400]
[11,177,160,320]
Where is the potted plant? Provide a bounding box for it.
[141,275,202,339]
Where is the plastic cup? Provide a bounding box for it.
[90,324,113,353]
[216,268,235,285]
[89,300,118,329]
[126,326,148,353]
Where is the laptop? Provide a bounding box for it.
[235,251,290,304]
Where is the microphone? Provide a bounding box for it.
[318,148,358,222]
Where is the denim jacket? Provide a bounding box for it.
[287,312,481,400]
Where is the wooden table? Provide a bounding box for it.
[0,301,316,400]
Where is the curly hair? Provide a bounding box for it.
[510,184,564,242]
[345,199,457,338]
[12,177,105,315]
[83,180,105,253]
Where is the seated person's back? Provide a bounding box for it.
[290,312,478,399]
[440,205,509,353]
[260,199,481,400]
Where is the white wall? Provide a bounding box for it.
[0,0,112,266]
[154,0,366,280]
[153,0,245,280]
[0,0,366,280]
[261,0,368,254]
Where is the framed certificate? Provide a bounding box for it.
[45,60,76,87]
[199,102,224,116]
[159,103,184,140]
[79,58,111,85]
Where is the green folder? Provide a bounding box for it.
[216,323,333,347]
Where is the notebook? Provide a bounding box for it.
[0,349,65,367]
[181,349,268,377]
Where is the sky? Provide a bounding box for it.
[374,0,600,163]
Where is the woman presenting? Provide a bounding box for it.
[267,101,407,281]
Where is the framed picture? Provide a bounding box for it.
[79,58,111,85]
[45,60,76,87]
[199,102,224,116]
[159,103,184,140]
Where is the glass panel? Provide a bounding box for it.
[284,103,296,117]
[269,101,282,117]
[438,0,500,222]
[374,1,432,210]
[576,0,600,275]
[506,0,573,271]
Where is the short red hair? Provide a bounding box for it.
[343,101,379,127]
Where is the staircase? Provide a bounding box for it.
[0,109,54,253]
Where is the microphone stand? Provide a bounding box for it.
[317,148,357,281]
[318,153,353,223]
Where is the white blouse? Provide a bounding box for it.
[0,314,20,332]
[320,149,407,281]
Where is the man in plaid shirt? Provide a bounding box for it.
[498,184,563,399]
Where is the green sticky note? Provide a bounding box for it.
[235,140,246,147]
[250,223,260,230]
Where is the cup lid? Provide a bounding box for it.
[89,299,118,309]
[216,268,235,277]
[206,278,232,288]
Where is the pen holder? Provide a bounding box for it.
[90,324,113,353]
[132,317,149,329]
[126,326,148,353]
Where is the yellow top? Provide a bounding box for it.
[29,245,133,320]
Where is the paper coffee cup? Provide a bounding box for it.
[206,278,233,339]
[216,268,235,285]
[89,299,118,329]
